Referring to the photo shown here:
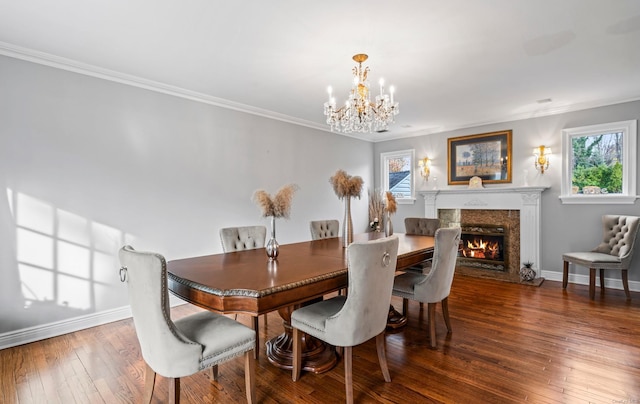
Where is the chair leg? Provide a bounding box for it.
[292,327,302,381]
[210,365,219,381]
[143,362,156,404]
[402,298,408,315]
[562,261,569,289]
[600,268,605,292]
[589,268,596,299]
[253,316,259,359]
[622,269,631,300]
[344,346,353,404]
[428,302,437,348]
[245,351,256,404]
[441,297,452,333]
[375,332,391,382]
[168,377,180,404]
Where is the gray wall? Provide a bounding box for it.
[0,55,373,335]
[375,100,640,283]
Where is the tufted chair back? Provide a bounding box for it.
[592,215,640,265]
[220,226,266,252]
[310,220,340,240]
[405,217,441,236]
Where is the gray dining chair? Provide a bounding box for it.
[220,225,266,358]
[119,245,256,404]
[563,214,640,300]
[290,236,399,404]
[404,217,441,273]
[392,227,461,349]
[310,219,340,240]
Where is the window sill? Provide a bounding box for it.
[397,198,416,205]
[559,195,639,205]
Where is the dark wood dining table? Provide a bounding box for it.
[167,232,434,373]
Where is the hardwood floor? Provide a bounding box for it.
[2,275,640,403]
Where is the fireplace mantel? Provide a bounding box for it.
[420,186,549,271]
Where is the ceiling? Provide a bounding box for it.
[1,0,639,142]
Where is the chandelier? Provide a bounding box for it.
[323,54,399,133]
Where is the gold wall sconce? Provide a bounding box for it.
[533,145,551,174]
[418,157,431,180]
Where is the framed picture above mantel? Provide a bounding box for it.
[447,130,512,185]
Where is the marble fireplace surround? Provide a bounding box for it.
[420,186,549,275]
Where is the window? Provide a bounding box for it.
[380,149,415,203]
[560,120,637,204]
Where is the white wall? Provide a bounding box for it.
[375,100,640,285]
[0,55,373,339]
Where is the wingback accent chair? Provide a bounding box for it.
[310,219,340,240]
[562,215,640,300]
[392,227,461,348]
[290,236,399,404]
[119,246,256,404]
[219,225,267,358]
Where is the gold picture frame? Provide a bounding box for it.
[447,130,512,185]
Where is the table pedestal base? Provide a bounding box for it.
[387,304,407,329]
[266,305,338,374]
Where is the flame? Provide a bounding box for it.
[462,237,501,260]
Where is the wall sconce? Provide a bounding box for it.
[418,157,431,180]
[533,145,551,174]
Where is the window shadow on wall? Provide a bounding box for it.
[1,188,127,333]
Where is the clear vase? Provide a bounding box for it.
[385,212,393,237]
[342,197,353,248]
[266,216,279,260]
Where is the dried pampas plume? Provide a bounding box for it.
[385,191,397,214]
[253,183,299,218]
[329,169,364,199]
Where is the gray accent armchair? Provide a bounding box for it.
[563,215,640,300]
[310,219,340,240]
[219,225,267,358]
[392,227,461,348]
[119,246,256,404]
[290,236,399,404]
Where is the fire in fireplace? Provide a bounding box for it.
[458,224,508,271]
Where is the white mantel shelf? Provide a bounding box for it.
[420,186,549,271]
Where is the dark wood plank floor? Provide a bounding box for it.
[2,275,640,403]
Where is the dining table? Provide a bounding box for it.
[167,232,435,374]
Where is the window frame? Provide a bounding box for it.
[380,149,416,204]
[560,120,638,204]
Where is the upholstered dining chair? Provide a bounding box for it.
[290,236,399,404]
[119,246,256,404]
[392,227,461,349]
[310,219,340,240]
[563,215,640,300]
[219,225,266,358]
[404,217,441,273]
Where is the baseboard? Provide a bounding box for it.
[0,295,186,350]
[541,270,640,292]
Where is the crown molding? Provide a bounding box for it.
[0,41,328,133]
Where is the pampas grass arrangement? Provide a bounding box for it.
[368,189,385,231]
[329,169,363,200]
[385,191,397,214]
[252,183,299,218]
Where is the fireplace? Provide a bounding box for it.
[421,186,549,283]
[458,224,508,272]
